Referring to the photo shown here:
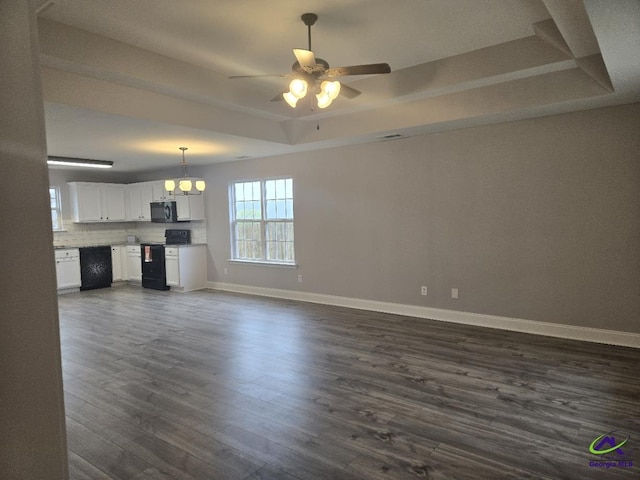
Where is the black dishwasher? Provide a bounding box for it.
[79,246,112,291]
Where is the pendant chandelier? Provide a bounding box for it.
[164,147,205,195]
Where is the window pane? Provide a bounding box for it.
[49,188,57,208]
[235,223,243,241]
[286,242,295,262]
[244,182,254,201]
[235,201,244,220]
[266,200,276,219]
[265,180,276,200]
[275,179,285,198]
[235,183,245,201]
[251,200,261,219]
[285,178,293,198]
[286,199,293,218]
[51,210,60,230]
[252,182,260,201]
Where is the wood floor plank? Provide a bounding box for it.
[66,417,152,480]
[57,285,640,479]
[67,450,117,480]
[123,434,245,480]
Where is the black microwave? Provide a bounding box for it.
[150,201,183,223]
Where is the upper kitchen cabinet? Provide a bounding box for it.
[128,182,153,221]
[127,181,175,221]
[69,182,127,222]
[151,181,175,202]
[175,193,205,221]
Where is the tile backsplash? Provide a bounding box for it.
[53,220,207,247]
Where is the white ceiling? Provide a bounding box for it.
[37,0,640,172]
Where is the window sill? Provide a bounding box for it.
[228,259,298,268]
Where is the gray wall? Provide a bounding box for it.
[201,102,640,334]
[0,1,68,478]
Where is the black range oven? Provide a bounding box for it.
[141,244,169,291]
[140,230,191,291]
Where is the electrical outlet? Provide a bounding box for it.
[421,286,428,296]
[298,274,303,283]
[451,288,459,299]
[223,267,228,275]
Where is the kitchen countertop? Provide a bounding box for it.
[54,243,206,249]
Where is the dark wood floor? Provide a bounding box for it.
[58,285,640,479]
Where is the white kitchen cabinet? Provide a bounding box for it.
[127,182,153,221]
[102,184,127,221]
[110,245,128,282]
[164,244,206,292]
[165,247,180,286]
[175,193,205,221]
[55,248,81,290]
[151,181,175,202]
[69,182,127,222]
[126,245,142,282]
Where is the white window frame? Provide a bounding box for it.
[49,186,63,231]
[229,178,295,265]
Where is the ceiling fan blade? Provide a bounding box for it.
[339,84,361,99]
[293,48,316,69]
[325,63,391,77]
[229,74,289,79]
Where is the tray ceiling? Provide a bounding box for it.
[37,0,640,172]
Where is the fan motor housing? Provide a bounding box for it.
[292,57,329,76]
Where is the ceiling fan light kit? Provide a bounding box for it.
[164,147,205,195]
[231,13,390,110]
[284,78,341,109]
[289,78,308,99]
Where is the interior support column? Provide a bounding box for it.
[0,0,68,478]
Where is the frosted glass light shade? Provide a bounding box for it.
[321,80,341,100]
[179,179,192,192]
[316,92,332,109]
[195,180,206,192]
[289,78,308,99]
[164,179,176,192]
[283,91,299,108]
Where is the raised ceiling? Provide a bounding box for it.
[37,0,640,172]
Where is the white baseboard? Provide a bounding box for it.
[207,282,640,348]
[207,282,640,349]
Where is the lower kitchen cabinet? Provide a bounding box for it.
[110,245,128,282]
[126,245,142,282]
[55,248,81,290]
[164,245,206,292]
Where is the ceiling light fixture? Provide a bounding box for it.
[164,147,205,195]
[47,156,113,169]
[283,78,341,109]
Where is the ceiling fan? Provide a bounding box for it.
[229,13,391,109]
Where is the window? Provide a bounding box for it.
[49,187,63,231]
[230,178,294,264]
